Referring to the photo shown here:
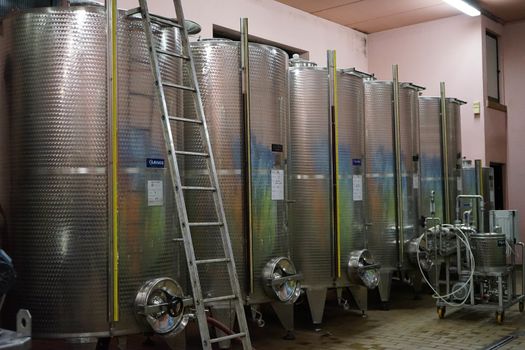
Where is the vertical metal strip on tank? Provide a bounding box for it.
[328,50,341,278]
[440,82,450,224]
[240,18,254,294]
[107,0,119,322]
[392,65,404,268]
[475,159,483,231]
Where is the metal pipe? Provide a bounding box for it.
[106,0,119,323]
[518,242,525,296]
[328,50,341,278]
[455,195,484,226]
[392,65,404,268]
[240,18,254,294]
[440,82,451,224]
[475,159,484,232]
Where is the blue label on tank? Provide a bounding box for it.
[352,159,362,166]
[146,158,165,168]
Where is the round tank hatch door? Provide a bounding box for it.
[406,236,434,272]
[134,278,189,335]
[347,249,380,290]
[262,257,302,304]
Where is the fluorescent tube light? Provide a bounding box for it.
[443,0,481,16]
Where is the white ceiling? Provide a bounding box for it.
[276,0,525,33]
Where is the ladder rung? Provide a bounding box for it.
[181,186,216,191]
[175,150,209,157]
[188,222,223,227]
[156,48,189,60]
[196,258,231,265]
[150,14,183,29]
[163,81,196,92]
[168,116,202,124]
[203,295,237,304]
[210,333,246,344]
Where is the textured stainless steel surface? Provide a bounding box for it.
[289,67,365,288]
[419,97,463,223]
[0,26,8,236]
[445,99,462,221]
[419,97,444,220]
[471,233,507,272]
[364,81,419,271]
[184,40,289,304]
[289,67,331,287]
[0,0,52,18]
[462,167,494,231]
[4,7,109,337]
[338,72,366,273]
[1,7,183,337]
[116,14,183,335]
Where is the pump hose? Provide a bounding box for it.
[416,224,476,307]
[206,316,257,350]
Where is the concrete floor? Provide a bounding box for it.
[32,280,525,350]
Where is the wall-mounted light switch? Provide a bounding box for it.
[473,101,481,115]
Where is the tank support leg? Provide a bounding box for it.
[348,285,368,316]
[306,288,327,326]
[378,270,393,308]
[336,288,349,310]
[116,336,127,350]
[95,338,110,350]
[271,302,295,340]
[409,270,424,300]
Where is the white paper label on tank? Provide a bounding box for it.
[271,169,284,201]
[457,177,463,192]
[148,180,164,206]
[353,175,363,201]
[413,174,419,189]
[490,190,495,204]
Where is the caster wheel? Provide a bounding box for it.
[437,306,446,319]
[519,302,524,313]
[496,312,504,325]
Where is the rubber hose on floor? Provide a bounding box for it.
[206,316,257,350]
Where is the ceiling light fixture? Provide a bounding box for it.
[443,0,481,16]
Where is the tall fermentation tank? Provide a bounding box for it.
[418,97,464,222]
[364,80,421,302]
[1,6,187,340]
[183,39,300,315]
[288,59,376,323]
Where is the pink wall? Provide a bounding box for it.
[503,20,525,239]
[118,0,368,70]
[368,15,485,163]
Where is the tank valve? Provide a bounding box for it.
[338,297,350,311]
[134,278,189,335]
[251,308,265,328]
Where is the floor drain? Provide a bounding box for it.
[483,335,517,350]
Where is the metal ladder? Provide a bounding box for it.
[129,1,252,349]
